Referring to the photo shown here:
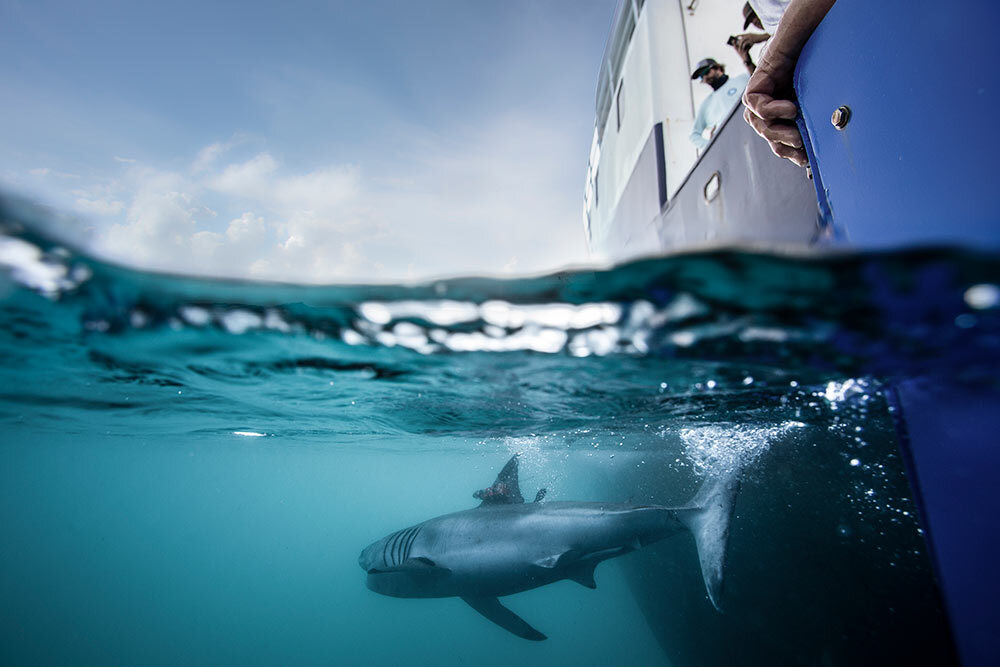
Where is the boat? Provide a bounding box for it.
[583,0,821,264]
[585,2,1000,665]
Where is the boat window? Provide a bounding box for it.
[595,0,639,141]
[608,11,635,87]
[595,66,613,142]
[616,80,625,131]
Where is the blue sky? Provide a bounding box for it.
[1,0,612,282]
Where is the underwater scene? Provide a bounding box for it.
[3,201,997,666]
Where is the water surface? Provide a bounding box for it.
[3,203,993,665]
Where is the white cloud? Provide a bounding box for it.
[190,229,224,257]
[75,197,125,216]
[205,154,360,219]
[83,107,589,284]
[208,153,277,198]
[225,211,268,243]
[1,2,604,285]
[192,141,232,174]
[502,256,520,273]
[98,168,211,272]
[274,165,360,213]
[28,168,80,179]
[104,190,198,263]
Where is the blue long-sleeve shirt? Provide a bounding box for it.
[689,73,750,150]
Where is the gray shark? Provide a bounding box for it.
[358,454,739,641]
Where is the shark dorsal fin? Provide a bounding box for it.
[473,454,525,505]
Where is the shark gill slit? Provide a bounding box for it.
[393,529,407,565]
[391,530,404,566]
[394,527,416,566]
[403,527,420,561]
[403,526,420,560]
[382,532,396,567]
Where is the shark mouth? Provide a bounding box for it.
[367,556,438,575]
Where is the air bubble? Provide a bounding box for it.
[965,283,1000,309]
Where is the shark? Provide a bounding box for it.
[358,454,740,640]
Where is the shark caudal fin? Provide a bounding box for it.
[674,467,741,611]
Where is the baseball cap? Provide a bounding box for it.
[690,58,720,80]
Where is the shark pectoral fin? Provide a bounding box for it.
[535,549,604,589]
[566,562,598,589]
[461,596,547,641]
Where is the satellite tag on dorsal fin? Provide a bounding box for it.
[473,454,525,505]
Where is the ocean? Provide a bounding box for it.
[2,202,993,665]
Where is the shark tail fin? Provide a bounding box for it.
[674,467,741,612]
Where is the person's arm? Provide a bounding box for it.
[690,103,709,149]
[731,32,770,73]
[741,0,836,166]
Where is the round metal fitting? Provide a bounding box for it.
[831,106,851,130]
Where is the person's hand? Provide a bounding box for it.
[742,46,808,167]
[731,32,769,53]
[730,33,769,70]
[733,40,753,63]
[740,0,837,168]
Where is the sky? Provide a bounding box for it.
[0,0,612,283]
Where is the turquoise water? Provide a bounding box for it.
[3,202,996,665]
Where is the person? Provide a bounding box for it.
[743,1,766,30]
[689,59,750,150]
[729,3,771,73]
[746,0,792,33]
[741,0,837,167]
